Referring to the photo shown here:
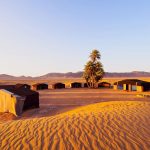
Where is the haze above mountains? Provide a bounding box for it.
[0,71,150,80]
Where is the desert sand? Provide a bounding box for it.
[0,100,150,150]
[0,88,150,150]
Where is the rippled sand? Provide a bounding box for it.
[0,101,150,150]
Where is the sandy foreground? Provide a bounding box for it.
[0,89,150,150]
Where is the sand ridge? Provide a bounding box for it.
[0,101,150,150]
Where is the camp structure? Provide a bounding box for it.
[50,83,65,89]
[10,88,39,110]
[32,83,48,90]
[113,79,150,92]
[0,85,15,91]
[70,82,82,88]
[83,83,88,88]
[0,89,25,116]
[0,84,31,90]
[98,82,111,88]
[0,88,39,116]
[15,84,31,90]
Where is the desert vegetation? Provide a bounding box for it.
[83,50,104,88]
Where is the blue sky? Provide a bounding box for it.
[0,0,150,76]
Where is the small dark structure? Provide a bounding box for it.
[15,84,31,90]
[0,85,15,91]
[32,83,48,90]
[8,88,39,110]
[98,82,111,88]
[51,83,65,89]
[84,83,88,88]
[14,89,39,110]
[0,85,39,110]
[0,84,31,90]
[70,82,82,88]
[114,79,150,92]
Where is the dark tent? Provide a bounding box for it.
[32,83,48,90]
[52,83,65,89]
[10,89,39,110]
[84,83,88,88]
[15,84,31,90]
[114,79,143,86]
[0,84,31,90]
[0,85,39,110]
[0,85,15,91]
[70,82,82,88]
[114,79,150,91]
[98,82,111,88]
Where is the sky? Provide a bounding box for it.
[0,0,150,76]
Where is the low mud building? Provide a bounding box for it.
[114,79,150,92]
[98,82,111,88]
[70,82,82,88]
[50,83,65,89]
[32,83,48,90]
[83,83,88,88]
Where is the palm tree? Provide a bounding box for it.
[89,50,101,63]
[83,50,104,88]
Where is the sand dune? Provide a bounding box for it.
[0,101,150,150]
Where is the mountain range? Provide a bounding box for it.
[0,71,150,80]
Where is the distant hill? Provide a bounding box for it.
[0,71,150,80]
[104,71,150,78]
[0,74,33,80]
[38,71,150,79]
[38,72,83,79]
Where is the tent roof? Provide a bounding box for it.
[0,85,38,96]
[0,85,15,90]
[7,88,39,96]
[71,82,82,84]
[52,82,65,85]
[32,83,48,86]
[15,84,31,89]
[99,82,111,84]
